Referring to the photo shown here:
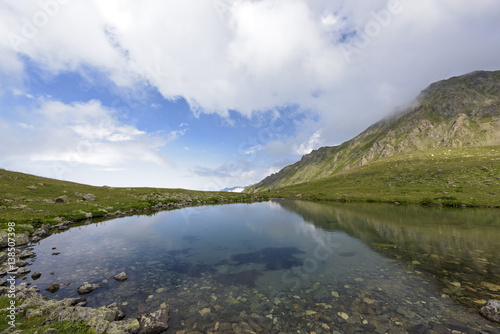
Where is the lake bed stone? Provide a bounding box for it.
[479,299,500,323]
[77,283,102,295]
[46,283,60,293]
[114,271,128,282]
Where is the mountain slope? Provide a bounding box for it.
[246,70,500,193]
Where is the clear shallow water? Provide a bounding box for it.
[20,200,500,333]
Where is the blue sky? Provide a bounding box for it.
[1,0,500,190]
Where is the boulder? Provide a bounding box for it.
[83,194,97,201]
[46,283,60,293]
[55,195,69,203]
[113,272,128,282]
[479,299,500,323]
[138,308,170,334]
[77,283,102,295]
[31,272,42,280]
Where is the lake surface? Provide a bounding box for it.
[21,200,500,333]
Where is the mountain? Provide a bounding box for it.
[245,70,500,193]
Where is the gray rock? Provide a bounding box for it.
[113,272,128,282]
[54,304,117,333]
[46,283,60,293]
[55,195,69,203]
[19,251,35,259]
[107,318,140,334]
[479,299,500,323]
[138,308,170,334]
[107,302,126,320]
[83,193,97,201]
[14,267,31,276]
[77,283,102,295]
[69,297,87,306]
[44,328,59,334]
[0,231,30,248]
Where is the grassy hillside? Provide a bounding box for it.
[267,146,500,208]
[0,169,267,229]
[246,70,500,192]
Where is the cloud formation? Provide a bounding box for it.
[1,0,499,188]
[2,1,499,122]
[0,98,170,180]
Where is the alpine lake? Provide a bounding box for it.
[19,200,500,333]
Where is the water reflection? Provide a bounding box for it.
[278,200,500,308]
[20,201,500,333]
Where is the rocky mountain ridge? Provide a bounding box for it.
[246,70,500,192]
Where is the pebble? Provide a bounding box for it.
[337,312,349,320]
[198,307,211,316]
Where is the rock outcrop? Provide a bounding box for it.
[0,283,169,334]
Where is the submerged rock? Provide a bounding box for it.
[114,271,128,282]
[479,299,500,323]
[138,308,170,334]
[46,283,60,293]
[77,283,102,295]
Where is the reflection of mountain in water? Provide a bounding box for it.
[276,199,500,308]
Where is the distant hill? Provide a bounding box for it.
[246,70,500,193]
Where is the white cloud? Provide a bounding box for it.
[295,131,322,155]
[167,123,189,143]
[245,145,263,155]
[0,99,169,173]
[1,0,499,128]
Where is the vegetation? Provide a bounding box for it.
[266,146,500,208]
[0,168,265,229]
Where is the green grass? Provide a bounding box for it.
[0,169,265,229]
[266,146,500,208]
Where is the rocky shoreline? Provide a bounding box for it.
[0,283,169,333]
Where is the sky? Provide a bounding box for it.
[1,0,499,191]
